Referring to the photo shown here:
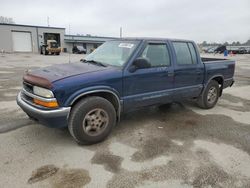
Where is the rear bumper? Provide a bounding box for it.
[223,78,234,88]
[16,92,70,128]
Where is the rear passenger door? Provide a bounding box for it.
[171,41,204,99]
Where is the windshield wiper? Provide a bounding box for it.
[81,59,107,67]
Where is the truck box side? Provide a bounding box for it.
[202,58,235,88]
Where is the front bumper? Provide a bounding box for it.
[17,92,70,128]
[48,48,61,53]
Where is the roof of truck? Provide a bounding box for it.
[118,37,194,43]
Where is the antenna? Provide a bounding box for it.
[47,16,50,27]
[120,27,122,38]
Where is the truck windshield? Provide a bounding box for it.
[84,40,139,66]
[51,42,58,48]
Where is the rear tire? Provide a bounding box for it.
[68,96,116,145]
[42,47,48,55]
[197,80,219,109]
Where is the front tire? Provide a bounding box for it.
[68,96,116,144]
[197,80,219,109]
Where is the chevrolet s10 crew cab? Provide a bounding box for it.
[17,38,235,144]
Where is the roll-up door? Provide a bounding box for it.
[12,31,32,52]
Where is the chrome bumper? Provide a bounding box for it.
[17,92,71,128]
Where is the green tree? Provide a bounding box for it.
[236,41,241,46]
[202,41,208,46]
[223,42,229,46]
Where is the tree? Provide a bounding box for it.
[223,42,229,46]
[0,16,15,24]
[244,39,250,45]
[201,41,208,46]
[236,41,241,46]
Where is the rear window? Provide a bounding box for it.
[173,42,196,65]
[188,43,198,64]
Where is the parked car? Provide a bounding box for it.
[214,45,227,54]
[72,46,87,54]
[17,38,235,144]
[246,47,250,54]
[206,46,217,53]
[230,47,247,54]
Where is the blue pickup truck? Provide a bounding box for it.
[17,38,235,144]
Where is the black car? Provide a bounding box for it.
[72,46,87,54]
[214,45,227,54]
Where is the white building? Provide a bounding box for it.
[0,23,116,53]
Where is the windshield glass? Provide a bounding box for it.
[51,42,58,48]
[84,40,139,66]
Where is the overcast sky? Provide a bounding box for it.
[1,0,250,43]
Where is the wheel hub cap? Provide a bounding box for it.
[82,108,109,136]
[207,87,217,104]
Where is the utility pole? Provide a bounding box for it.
[68,23,71,63]
[120,27,122,38]
[47,16,50,27]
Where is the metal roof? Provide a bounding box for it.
[64,35,117,43]
[0,23,65,29]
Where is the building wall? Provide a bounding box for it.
[37,27,65,51]
[0,24,114,54]
[0,25,37,52]
[64,42,73,53]
[86,43,94,54]
[0,24,65,53]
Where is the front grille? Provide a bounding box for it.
[21,82,58,110]
[23,82,33,94]
[21,91,33,103]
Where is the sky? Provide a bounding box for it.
[0,0,250,43]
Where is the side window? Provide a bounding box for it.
[188,43,198,64]
[173,42,193,65]
[141,44,171,67]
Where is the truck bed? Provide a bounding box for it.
[201,57,235,84]
[201,57,228,63]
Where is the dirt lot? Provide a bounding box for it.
[0,52,250,188]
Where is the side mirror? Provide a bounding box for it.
[129,57,151,73]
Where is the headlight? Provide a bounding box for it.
[33,86,54,98]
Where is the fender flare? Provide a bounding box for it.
[202,74,224,97]
[65,86,122,120]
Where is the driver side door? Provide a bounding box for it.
[122,42,174,112]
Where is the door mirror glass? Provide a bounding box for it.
[129,57,151,72]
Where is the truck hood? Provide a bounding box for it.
[23,62,109,88]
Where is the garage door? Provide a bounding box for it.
[12,31,32,52]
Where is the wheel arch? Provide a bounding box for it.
[69,89,122,121]
[205,75,224,96]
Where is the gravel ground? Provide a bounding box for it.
[0,52,250,188]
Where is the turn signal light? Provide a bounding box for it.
[33,99,59,108]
